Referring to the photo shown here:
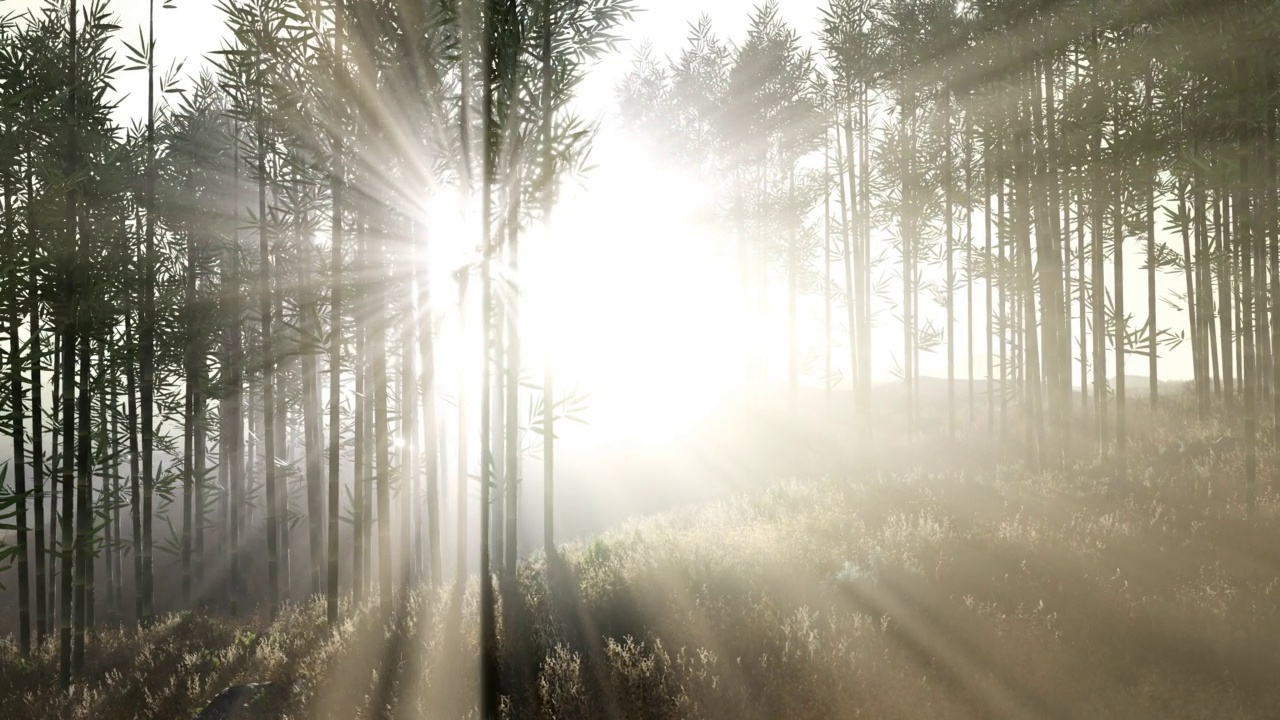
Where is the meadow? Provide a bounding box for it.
[2,392,1276,719]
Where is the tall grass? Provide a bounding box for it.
[3,397,1278,718]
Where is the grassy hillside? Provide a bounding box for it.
[2,407,1279,719]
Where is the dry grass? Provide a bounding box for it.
[3,398,1279,718]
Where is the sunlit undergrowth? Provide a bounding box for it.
[4,406,1280,718]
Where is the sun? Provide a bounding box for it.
[522,140,745,447]
[410,135,746,449]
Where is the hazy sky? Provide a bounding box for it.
[5,0,825,120]
[2,0,1197,386]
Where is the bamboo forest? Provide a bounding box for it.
[3,0,1280,717]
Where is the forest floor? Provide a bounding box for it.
[3,395,1280,719]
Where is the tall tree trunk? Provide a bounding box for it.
[26,152,47,638]
[125,313,140,622]
[30,192,48,641]
[402,304,418,586]
[479,2,500,713]
[273,257,290,602]
[326,0,345,624]
[858,88,872,436]
[182,231,196,607]
[504,191,521,581]
[1147,183,1158,407]
[1195,159,1219,400]
[1044,57,1070,449]
[456,273,470,584]
[100,346,114,623]
[59,313,75,688]
[965,118,974,423]
[944,90,955,441]
[787,167,799,410]
[1078,185,1089,418]
[491,300,505,571]
[74,316,91,668]
[139,0,157,629]
[840,107,858,437]
[300,214,325,599]
[109,344,122,620]
[1030,59,1060,465]
[257,81,280,620]
[1091,127,1106,456]
[5,160,31,655]
[420,279,441,588]
[1015,126,1043,467]
[823,131,833,413]
[1218,192,1234,410]
[900,104,913,438]
[352,297,366,604]
[61,0,80,687]
[1269,79,1280,452]
[1114,185,1127,478]
[81,340,94,633]
[227,123,244,617]
[374,220,393,603]
[1178,178,1204,418]
[1239,71,1257,510]
[985,135,994,436]
[540,0,555,558]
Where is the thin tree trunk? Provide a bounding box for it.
[62,0,81,685]
[456,273,470,584]
[420,279,441,588]
[1148,183,1158,407]
[900,105,913,438]
[1270,84,1280,451]
[823,132,832,413]
[300,212,325,599]
[140,0,157,629]
[1091,129,1106,456]
[1219,192,1234,410]
[257,82,280,619]
[353,300,366,604]
[540,0,555,558]
[326,1,345,623]
[479,3,500,712]
[125,313,141,622]
[1016,126,1043,467]
[100,346,114,623]
[491,299,505,571]
[993,170,1003,440]
[840,107,858,436]
[965,119,974,423]
[5,164,31,655]
[109,343,122,621]
[59,310,75,687]
[227,121,244,617]
[504,190,521,581]
[374,220,393,603]
[944,89,955,441]
[1114,185,1127,478]
[193,338,207,602]
[858,88,872,435]
[985,136,994,436]
[74,316,91,670]
[402,304,418,587]
[182,229,196,607]
[31,203,48,641]
[1239,82,1257,509]
[1078,185,1089,418]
